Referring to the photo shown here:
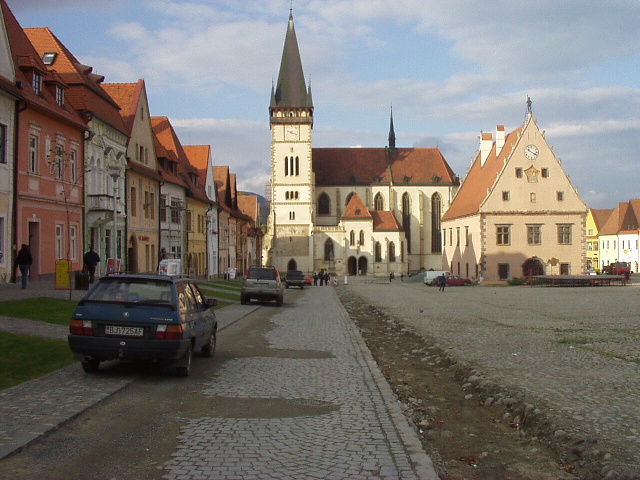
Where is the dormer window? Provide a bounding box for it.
[32,72,41,95]
[42,52,57,65]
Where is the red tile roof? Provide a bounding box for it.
[237,195,258,223]
[151,116,187,188]
[101,81,143,134]
[442,125,524,221]
[342,193,371,220]
[589,208,614,232]
[213,165,230,207]
[599,200,640,235]
[23,27,127,135]
[183,145,210,171]
[312,147,456,186]
[371,210,402,232]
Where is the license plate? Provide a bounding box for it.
[105,325,143,337]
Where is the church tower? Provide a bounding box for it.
[266,10,314,273]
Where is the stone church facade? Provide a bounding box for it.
[263,12,459,277]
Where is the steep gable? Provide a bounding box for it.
[342,193,372,220]
[371,211,402,232]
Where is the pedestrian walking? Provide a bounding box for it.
[15,244,33,289]
[389,273,393,283]
[438,273,446,292]
[313,272,318,286]
[83,248,101,283]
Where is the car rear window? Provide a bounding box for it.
[85,278,174,304]
[247,268,276,280]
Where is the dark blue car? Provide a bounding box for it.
[68,274,217,377]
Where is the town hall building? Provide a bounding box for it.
[263,11,460,277]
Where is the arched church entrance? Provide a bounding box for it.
[522,257,545,277]
[287,259,297,271]
[347,256,357,275]
[357,256,368,275]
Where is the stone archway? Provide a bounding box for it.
[357,256,368,275]
[287,259,297,271]
[522,257,545,277]
[348,256,357,275]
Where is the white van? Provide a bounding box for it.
[423,270,450,286]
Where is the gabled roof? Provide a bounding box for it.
[589,208,614,232]
[23,27,126,135]
[151,116,187,188]
[371,210,402,232]
[101,80,142,134]
[441,125,523,221]
[271,12,312,109]
[599,200,640,235]
[237,195,259,224]
[342,193,372,220]
[1,0,85,129]
[213,165,231,208]
[313,148,456,186]
[182,145,210,170]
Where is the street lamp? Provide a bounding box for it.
[108,164,120,266]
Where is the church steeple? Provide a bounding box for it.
[388,106,396,150]
[272,11,313,110]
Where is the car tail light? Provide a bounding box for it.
[155,324,184,340]
[70,319,93,335]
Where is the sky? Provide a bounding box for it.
[7,0,640,208]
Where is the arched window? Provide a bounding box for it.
[284,156,289,176]
[431,193,442,253]
[359,230,365,246]
[350,230,355,246]
[402,193,411,253]
[289,156,294,175]
[318,193,330,215]
[374,193,384,211]
[375,242,382,262]
[295,156,299,176]
[324,239,334,261]
[285,191,289,200]
[389,242,396,262]
[346,192,355,206]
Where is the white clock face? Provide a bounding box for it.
[524,144,539,160]
[285,126,298,140]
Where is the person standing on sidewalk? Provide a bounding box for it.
[15,244,33,289]
[438,273,446,292]
[83,249,101,284]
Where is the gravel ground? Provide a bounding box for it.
[341,278,640,479]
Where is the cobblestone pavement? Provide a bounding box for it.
[163,285,437,479]
[0,279,438,479]
[0,280,258,461]
[342,277,640,478]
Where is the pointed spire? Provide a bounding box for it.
[388,105,396,150]
[272,10,312,109]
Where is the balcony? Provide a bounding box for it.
[87,194,116,212]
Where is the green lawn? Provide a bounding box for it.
[0,297,78,326]
[0,332,74,390]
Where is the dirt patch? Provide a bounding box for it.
[337,289,584,480]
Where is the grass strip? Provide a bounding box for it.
[0,298,77,326]
[199,288,239,301]
[0,331,74,390]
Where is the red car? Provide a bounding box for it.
[303,275,312,285]
[445,275,472,286]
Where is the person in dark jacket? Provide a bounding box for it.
[83,249,101,283]
[15,244,33,289]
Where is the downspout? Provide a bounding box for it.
[205,204,213,279]
[158,180,164,269]
[11,99,28,283]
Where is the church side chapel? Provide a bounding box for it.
[263,10,460,278]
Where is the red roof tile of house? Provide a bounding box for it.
[213,165,231,208]
[599,200,640,235]
[151,116,187,188]
[442,125,523,221]
[238,195,258,223]
[590,208,614,232]
[101,81,142,134]
[342,193,372,220]
[24,27,127,135]
[313,147,456,186]
[371,210,402,232]
[183,145,210,171]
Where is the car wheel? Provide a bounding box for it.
[276,296,283,307]
[240,295,247,305]
[176,343,193,377]
[81,358,100,373]
[201,330,216,358]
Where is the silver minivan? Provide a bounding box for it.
[240,266,284,306]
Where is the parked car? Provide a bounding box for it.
[285,270,306,289]
[68,274,217,377]
[445,275,472,286]
[424,270,450,286]
[241,266,284,306]
[303,274,312,286]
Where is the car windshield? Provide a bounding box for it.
[248,268,276,280]
[84,278,174,304]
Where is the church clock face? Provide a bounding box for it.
[285,126,298,140]
[524,144,539,160]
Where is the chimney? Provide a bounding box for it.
[495,125,505,156]
[480,132,493,166]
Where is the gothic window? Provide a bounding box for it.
[318,193,330,215]
[374,193,384,211]
[350,230,355,246]
[284,156,289,176]
[295,156,299,176]
[375,242,382,262]
[431,193,442,253]
[402,193,411,253]
[389,242,396,262]
[359,230,365,245]
[324,239,334,261]
[346,192,355,206]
